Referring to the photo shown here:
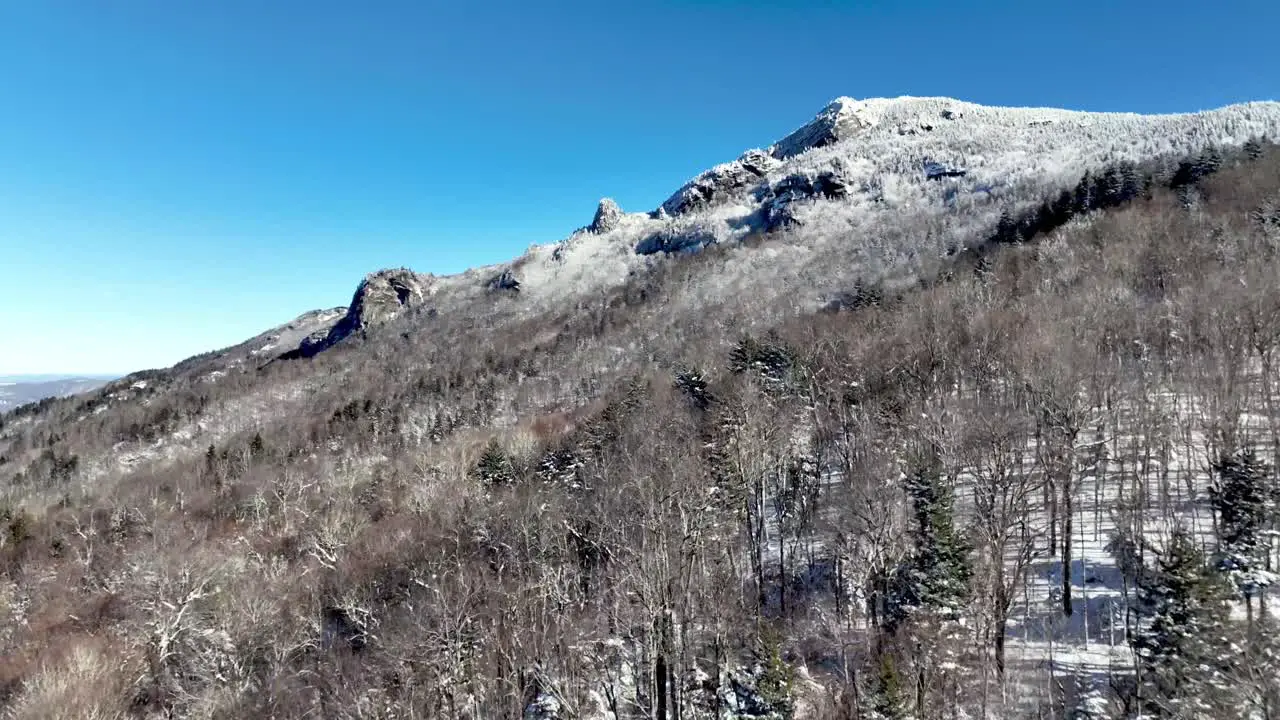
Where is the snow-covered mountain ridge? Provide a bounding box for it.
[285,96,1280,360]
[527,96,1279,283]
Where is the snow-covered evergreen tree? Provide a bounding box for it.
[1133,528,1240,718]
[1210,448,1277,615]
[866,653,907,720]
[885,453,972,631]
[475,438,515,486]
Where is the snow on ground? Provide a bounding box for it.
[747,368,1280,713]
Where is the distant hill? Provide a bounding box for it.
[0,375,116,411]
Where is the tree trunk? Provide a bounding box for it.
[995,617,1007,679]
[655,613,669,720]
[1062,469,1074,617]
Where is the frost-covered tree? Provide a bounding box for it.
[1238,613,1280,719]
[1211,448,1276,620]
[886,452,972,630]
[1132,528,1239,718]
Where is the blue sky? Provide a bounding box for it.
[0,0,1276,375]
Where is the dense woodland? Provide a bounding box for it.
[2,145,1280,719]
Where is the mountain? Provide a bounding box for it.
[3,97,1280,719]
[255,96,1280,362]
[0,375,115,412]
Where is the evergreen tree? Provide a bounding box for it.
[1072,171,1096,213]
[249,432,265,458]
[1211,449,1276,613]
[1172,147,1224,188]
[729,335,795,386]
[1120,162,1149,202]
[869,653,906,720]
[475,438,515,486]
[1239,613,1280,718]
[995,210,1019,244]
[673,369,714,410]
[1049,189,1075,226]
[1133,528,1238,718]
[886,453,972,631]
[753,630,796,720]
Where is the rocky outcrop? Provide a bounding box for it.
[763,199,800,232]
[241,307,345,362]
[635,226,719,255]
[488,268,521,293]
[660,149,778,217]
[768,171,849,202]
[769,97,882,160]
[759,170,850,231]
[290,268,431,358]
[588,198,624,233]
[924,160,967,179]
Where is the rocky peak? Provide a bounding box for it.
[589,198,624,234]
[487,268,521,293]
[659,148,779,217]
[348,269,429,328]
[292,268,432,357]
[769,96,892,160]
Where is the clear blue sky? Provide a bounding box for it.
[0,0,1276,375]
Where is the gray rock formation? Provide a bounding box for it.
[769,97,879,160]
[635,226,719,255]
[660,149,778,217]
[759,170,850,231]
[291,268,431,357]
[487,268,521,293]
[769,171,849,202]
[924,160,967,179]
[588,198,624,233]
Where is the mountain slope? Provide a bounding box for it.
[262,97,1280,364]
[2,97,1280,719]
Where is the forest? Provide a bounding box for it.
[1,144,1280,719]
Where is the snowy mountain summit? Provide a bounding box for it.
[769,95,896,158]
[284,95,1280,358]
[500,96,1280,300]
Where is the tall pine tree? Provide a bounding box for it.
[886,452,972,631]
[868,652,906,720]
[1133,528,1239,718]
[1211,449,1276,620]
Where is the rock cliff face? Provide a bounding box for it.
[588,198,624,234]
[292,269,432,357]
[659,149,778,217]
[487,268,521,293]
[635,225,719,255]
[768,96,884,159]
